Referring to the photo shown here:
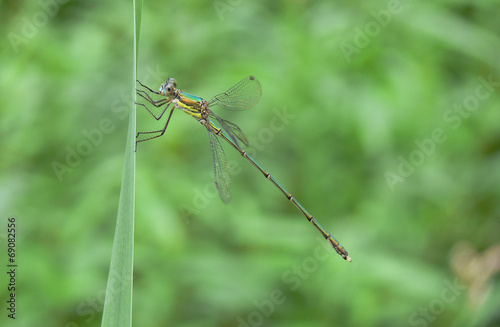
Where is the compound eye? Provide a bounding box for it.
[166,84,175,95]
[159,78,177,95]
[159,83,172,95]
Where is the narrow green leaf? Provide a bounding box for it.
[135,0,142,59]
[101,1,141,326]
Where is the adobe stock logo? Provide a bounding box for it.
[63,269,129,327]
[339,0,403,63]
[8,0,71,53]
[213,0,244,21]
[51,65,169,182]
[236,237,335,327]
[384,128,447,192]
[384,74,499,191]
[408,278,466,327]
[51,121,116,182]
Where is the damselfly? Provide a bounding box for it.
[136,76,351,261]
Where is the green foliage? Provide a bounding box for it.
[1,1,499,326]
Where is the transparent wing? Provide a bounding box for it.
[208,76,262,111]
[209,111,249,149]
[207,128,232,204]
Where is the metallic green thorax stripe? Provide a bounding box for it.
[176,91,204,118]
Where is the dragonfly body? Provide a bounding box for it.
[136,76,351,262]
[175,92,204,119]
[174,92,231,145]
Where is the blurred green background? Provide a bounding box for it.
[1,0,499,326]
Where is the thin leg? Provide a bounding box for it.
[137,90,169,107]
[136,102,171,120]
[137,80,161,95]
[135,107,175,151]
